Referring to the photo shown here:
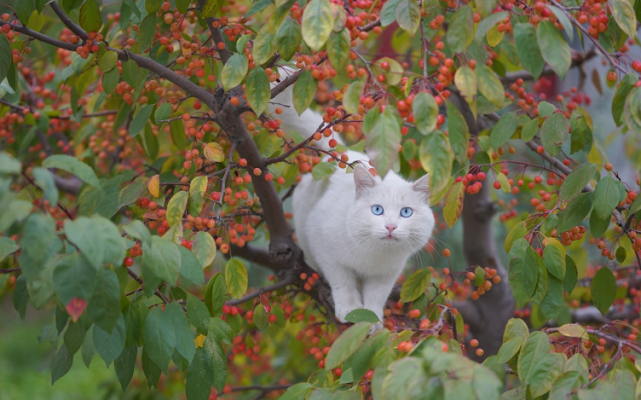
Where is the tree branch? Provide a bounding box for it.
[50,2,88,40]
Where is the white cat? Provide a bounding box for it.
[270,74,435,326]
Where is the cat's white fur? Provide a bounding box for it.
[269,74,435,325]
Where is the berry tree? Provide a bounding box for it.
[1,0,641,398]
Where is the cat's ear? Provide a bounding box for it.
[354,164,377,197]
[413,174,430,202]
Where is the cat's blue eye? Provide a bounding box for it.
[371,205,384,216]
[400,207,413,218]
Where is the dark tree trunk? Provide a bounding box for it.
[450,94,516,359]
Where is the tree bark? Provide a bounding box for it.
[450,94,516,359]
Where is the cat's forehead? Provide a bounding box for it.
[361,176,425,204]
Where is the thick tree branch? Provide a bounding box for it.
[197,0,231,64]
[216,98,300,270]
[50,2,88,40]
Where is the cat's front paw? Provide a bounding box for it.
[369,321,384,333]
[334,303,363,323]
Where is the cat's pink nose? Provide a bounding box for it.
[386,225,397,234]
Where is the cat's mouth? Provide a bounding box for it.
[383,234,397,240]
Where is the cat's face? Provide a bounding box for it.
[347,166,435,253]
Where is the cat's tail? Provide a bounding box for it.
[268,68,344,152]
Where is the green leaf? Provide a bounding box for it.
[98,51,118,72]
[540,112,568,157]
[155,103,172,122]
[538,101,556,118]
[87,267,121,333]
[119,181,144,208]
[610,0,637,37]
[178,245,204,285]
[544,5,574,42]
[64,321,86,355]
[32,167,59,205]
[252,25,275,66]
[570,111,593,154]
[559,163,597,202]
[53,254,97,304]
[275,19,302,61]
[206,273,226,316]
[51,344,74,385]
[343,80,364,114]
[188,175,208,217]
[563,255,578,294]
[521,117,539,142]
[170,119,187,149]
[413,92,439,135]
[326,28,351,69]
[166,191,188,227]
[325,322,371,370]
[279,383,314,400]
[143,236,181,286]
[64,216,125,269]
[186,348,213,400]
[591,267,616,314]
[612,74,636,126]
[192,231,216,268]
[0,237,18,262]
[508,239,539,306]
[365,107,402,178]
[0,35,11,84]
[345,309,380,323]
[477,64,504,108]
[592,176,620,221]
[540,274,564,320]
[253,304,268,330]
[42,155,100,188]
[79,0,102,33]
[543,245,565,280]
[209,317,233,345]
[443,181,465,228]
[145,0,162,13]
[558,192,592,232]
[518,331,551,384]
[537,20,571,79]
[225,258,248,299]
[447,6,473,53]
[446,101,471,163]
[293,69,317,115]
[114,344,137,391]
[93,314,126,367]
[203,333,228,391]
[301,0,335,51]
[476,0,498,17]
[396,0,421,34]
[187,293,210,335]
[490,112,517,149]
[497,337,523,364]
[400,268,431,302]
[528,352,566,397]
[123,220,151,245]
[372,57,404,85]
[221,54,248,91]
[380,0,400,26]
[311,162,337,180]
[419,131,452,199]
[143,307,176,373]
[130,106,154,139]
[165,302,196,363]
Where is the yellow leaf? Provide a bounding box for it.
[486,25,504,47]
[558,324,587,338]
[195,334,206,348]
[203,142,225,162]
[497,172,510,193]
[443,181,465,228]
[148,174,160,198]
